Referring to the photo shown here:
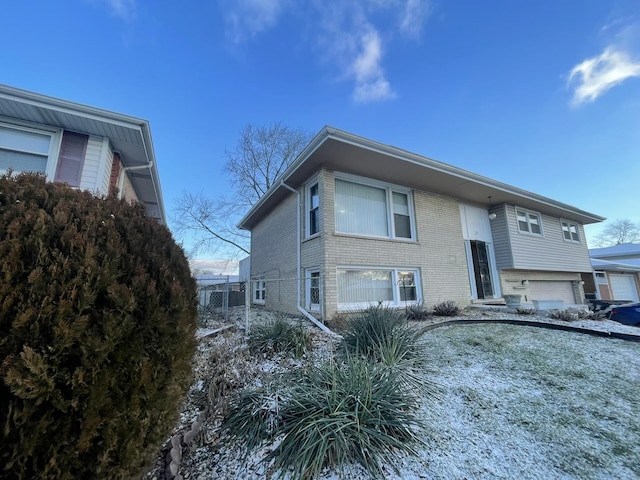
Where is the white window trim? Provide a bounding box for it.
[336,266,422,310]
[560,219,581,243]
[594,271,608,285]
[0,121,62,179]
[305,268,321,311]
[252,279,266,305]
[515,206,544,236]
[334,172,416,241]
[305,177,320,238]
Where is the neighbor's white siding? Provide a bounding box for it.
[78,136,103,192]
[96,138,113,196]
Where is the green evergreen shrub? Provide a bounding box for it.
[0,173,197,480]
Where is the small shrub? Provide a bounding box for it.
[267,357,426,479]
[406,303,432,321]
[516,307,538,316]
[325,311,351,332]
[0,173,197,480]
[432,300,461,317]
[248,316,311,357]
[548,308,581,321]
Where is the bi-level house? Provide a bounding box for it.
[238,127,604,320]
[0,84,165,222]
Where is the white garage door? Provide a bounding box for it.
[528,281,575,305]
[609,275,639,302]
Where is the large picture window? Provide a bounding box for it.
[335,176,414,240]
[337,267,420,309]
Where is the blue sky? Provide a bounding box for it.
[2,0,639,270]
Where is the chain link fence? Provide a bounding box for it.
[197,274,329,333]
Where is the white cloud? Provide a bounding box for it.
[398,0,431,40]
[103,0,136,20]
[568,48,640,105]
[352,30,396,102]
[221,0,284,45]
[220,0,431,102]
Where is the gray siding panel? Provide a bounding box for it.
[506,205,592,272]
[490,204,514,270]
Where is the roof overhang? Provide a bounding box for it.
[239,126,605,230]
[591,259,640,272]
[0,84,166,223]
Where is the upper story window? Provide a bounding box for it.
[307,180,319,237]
[335,175,415,240]
[516,208,542,235]
[0,124,53,175]
[561,220,580,242]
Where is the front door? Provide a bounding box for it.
[471,240,493,299]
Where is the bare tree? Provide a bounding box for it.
[595,219,640,246]
[225,123,311,208]
[172,122,311,258]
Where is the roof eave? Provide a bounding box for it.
[237,126,605,230]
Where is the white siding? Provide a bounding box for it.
[79,135,103,192]
[96,139,113,196]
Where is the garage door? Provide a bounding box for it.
[609,275,640,302]
[527,281,575,305]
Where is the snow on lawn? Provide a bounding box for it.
[154,315,640,480]
[409,324,640,480]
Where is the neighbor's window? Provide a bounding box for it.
[0,124,52,174]
[253,280,266,304]
[336,267,420,309]
[561,220,580,242]
[54,131,88,187]
[307,181,319,236]
[335,176,414,240]
[516,208,542,235]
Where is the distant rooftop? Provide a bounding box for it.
[589,243,640,258]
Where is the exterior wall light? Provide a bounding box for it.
[521,280,530,286]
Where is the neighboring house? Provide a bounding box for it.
[195,274,241,307]
[0,84,165,222]
[238,127,605,320]
[583,244,640,303]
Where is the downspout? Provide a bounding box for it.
[280,180,336,336]
[118,160,153,198]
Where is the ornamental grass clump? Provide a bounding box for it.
[248,316,311,357]
[0,173,197,480]
[339,305,434,393]
[269,358,425,479]
[223,357,427,478]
